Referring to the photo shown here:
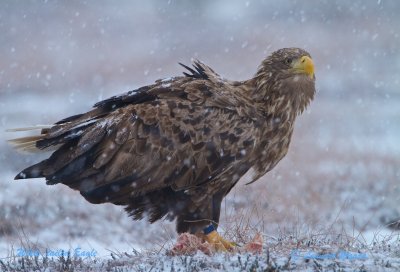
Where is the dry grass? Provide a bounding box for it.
[1,217,399,271]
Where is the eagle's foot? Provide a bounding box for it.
[201,224,236,252]
[204,230,236,252]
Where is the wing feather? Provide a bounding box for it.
[13,60,260,219]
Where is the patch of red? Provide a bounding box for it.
[241,233,263,254]
[168,233,213,255]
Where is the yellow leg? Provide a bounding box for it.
[203,230,236,252]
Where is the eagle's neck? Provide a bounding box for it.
[242,72,315,181]
[248,68,315,119]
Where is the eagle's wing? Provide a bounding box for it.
[15,61,258,207]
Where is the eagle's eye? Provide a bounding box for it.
[285,58,293,65]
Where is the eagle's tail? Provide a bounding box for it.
[6,126,53,180]
[7,125,52,153]
[8,135,46,153]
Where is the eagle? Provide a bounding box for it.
[10,48,315,251]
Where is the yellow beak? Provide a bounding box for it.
[293,55,315,78]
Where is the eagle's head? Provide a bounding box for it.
[266,47,315,80]
[256,47,316,114]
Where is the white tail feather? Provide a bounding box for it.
[6,125,51,132]
[8,135,45,153]
[7,125,55,153]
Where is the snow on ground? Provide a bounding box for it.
[1,0,400,271]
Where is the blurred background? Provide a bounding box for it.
[0,0,399,257]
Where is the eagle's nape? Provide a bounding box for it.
[10,48,316,252]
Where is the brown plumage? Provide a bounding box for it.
[12,47,315,235]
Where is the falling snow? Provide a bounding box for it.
[0,1,399,271]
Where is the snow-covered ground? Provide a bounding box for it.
[1,1,399,271]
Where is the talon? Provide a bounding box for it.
[205,231,236,251]
[202,224,236,252]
